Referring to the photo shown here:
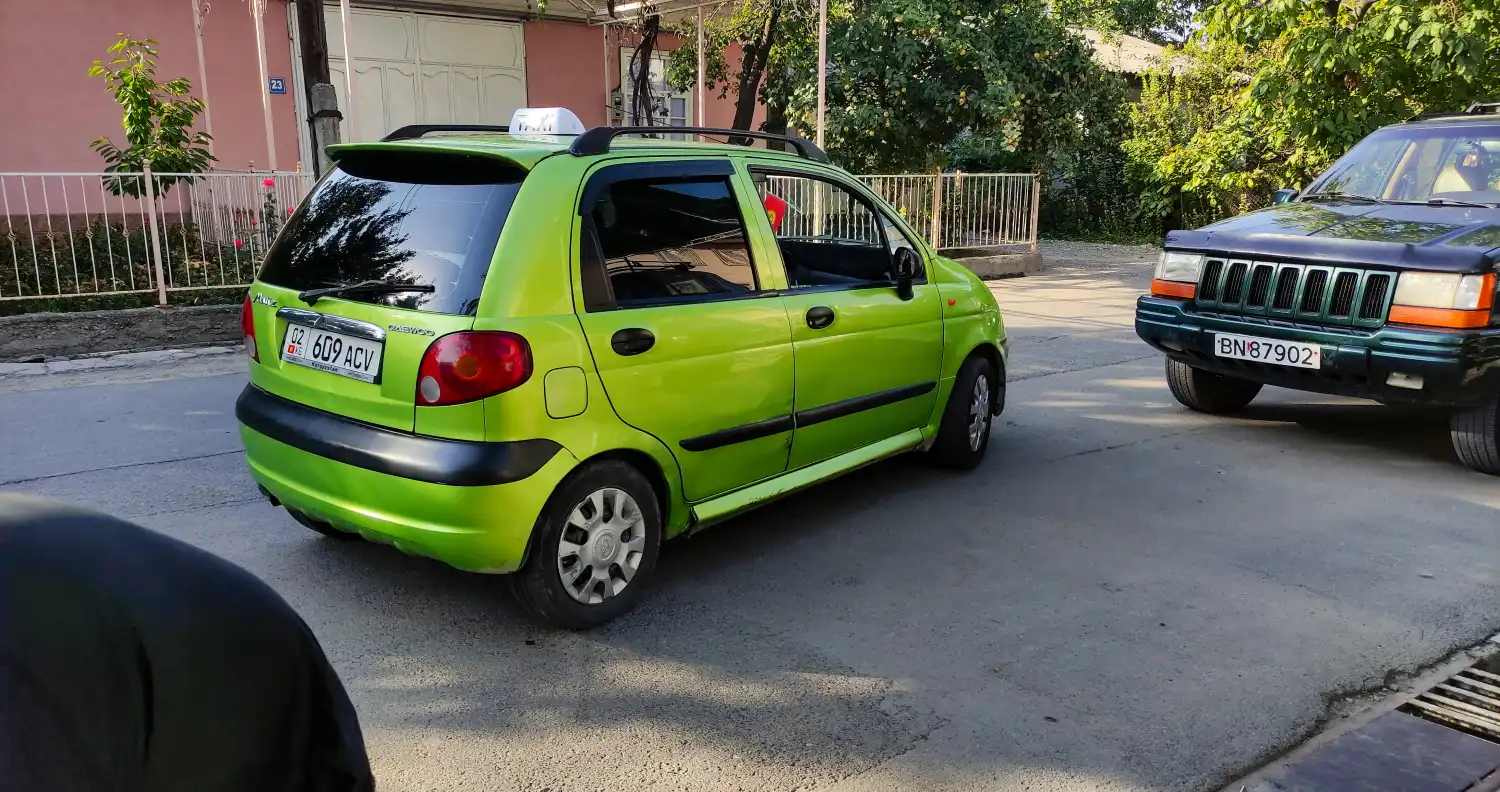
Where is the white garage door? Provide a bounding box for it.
[323,8,527,142]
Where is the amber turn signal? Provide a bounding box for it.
[1150,279,1197,299]
[1388,305,1492,329]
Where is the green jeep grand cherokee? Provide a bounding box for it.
[237,110,1007,628]
[1137,104,1500,473]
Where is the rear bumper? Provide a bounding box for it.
[1135,296,1500,407]
[236,386,576,573]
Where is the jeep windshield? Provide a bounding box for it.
[1305,124,1500,207]
[258,151,525,315]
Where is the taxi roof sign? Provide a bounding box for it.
[509,107,587,136]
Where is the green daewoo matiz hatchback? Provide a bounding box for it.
[237,110,1007,627]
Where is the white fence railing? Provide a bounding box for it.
[860,172,1040,253]
[1,168,1035,306]
[0,169,313,304]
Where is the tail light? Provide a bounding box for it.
[241,296,259,362]
[417,331,532,407]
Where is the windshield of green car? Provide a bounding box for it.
[1304,124,1500,206]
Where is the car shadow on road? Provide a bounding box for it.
[1234,400,1458,467]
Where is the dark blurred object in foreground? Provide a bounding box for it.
[0,494,374,792]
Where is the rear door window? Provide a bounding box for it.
[258,151,524,315]
[580,176,759,309]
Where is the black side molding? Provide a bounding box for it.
[676,381,938,452]
[236,386,562,487]
[680,414,795,452]
[796,382,936,428]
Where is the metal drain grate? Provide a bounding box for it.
[1404,659,1500,743]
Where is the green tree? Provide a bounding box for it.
[1128,0,1500,231]
[1208,0,1500,157]
[786,0,1123,173]
[89,35,215,198]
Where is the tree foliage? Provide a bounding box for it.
[1126,0,1500,230]
[89,35,215,198]
[781,0,1126,173]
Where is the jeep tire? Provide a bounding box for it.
[1165,358,1262,414]
[1451,395,1500,475]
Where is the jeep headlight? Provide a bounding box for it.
[1393,272,1491,310]
[1389,271,1496,329]
[1155,251,1205,283]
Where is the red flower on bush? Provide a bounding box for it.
[234,239,244,249]
[287,207,295,214]
[262,178,276,188]
[250,218,257,226]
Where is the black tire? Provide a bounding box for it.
[1450,396,1500,474]
[289,509,357,540]
[1165,357,1262,414]
[511,460,663,629]
[927,355,999,471]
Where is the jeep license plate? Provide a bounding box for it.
[1213,332,1320,370]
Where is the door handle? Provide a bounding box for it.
[805,306,835,330]
[610,328,655,356]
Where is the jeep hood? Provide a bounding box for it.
[1166,201,1500,272]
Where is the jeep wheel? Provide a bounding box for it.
[1450,396,1500,475]
[512,460,662,629]
[1165,358,1262,414]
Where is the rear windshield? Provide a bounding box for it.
[258,151,525,315]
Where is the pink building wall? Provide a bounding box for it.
[0,1,769,174]
[0,0,301,173]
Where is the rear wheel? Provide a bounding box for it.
[512,460,662,629]
[1450,396,1500,474]
[1165,358,1262,414]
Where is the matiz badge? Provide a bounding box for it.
[251,293,277,307]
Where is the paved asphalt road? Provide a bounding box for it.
[3,247,1498,791]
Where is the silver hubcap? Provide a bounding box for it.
[968,375,991,452]
[557,487,646,605]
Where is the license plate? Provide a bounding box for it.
[1213,332,1321,369]
[281,324,383,383]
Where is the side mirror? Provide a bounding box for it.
[892,247,920,301]
[1273,188,1298,205]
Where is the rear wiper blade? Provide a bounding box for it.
[298,280,435,305]
[1300,191,1383,204]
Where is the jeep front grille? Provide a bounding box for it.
[1195,258,1394,328]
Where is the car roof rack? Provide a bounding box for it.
[1410,103,1500,122]
[382,124,510,141]
[568,126,829,163]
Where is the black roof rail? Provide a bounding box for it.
[1410,102,1500,122]
[568,126,829,162]
[382,124,510,141]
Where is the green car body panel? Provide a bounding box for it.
[238,132,1006,575]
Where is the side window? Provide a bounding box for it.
[753,171,897,288]
[882,214,917,257]
[581,177,758,310]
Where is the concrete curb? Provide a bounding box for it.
[0,304,241,362]
[950,251,1046,280]
[0,345,240,380]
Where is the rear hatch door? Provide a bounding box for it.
[248,149,525,432]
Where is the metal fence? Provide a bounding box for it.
[0,169,313,304]
[1,168,1035,306]
[860,172,1040,253]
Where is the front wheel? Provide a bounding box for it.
[511,460,662,629]
[927,355,999,470]
[1165,358,1262,414]
[1450,396,1500,475]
